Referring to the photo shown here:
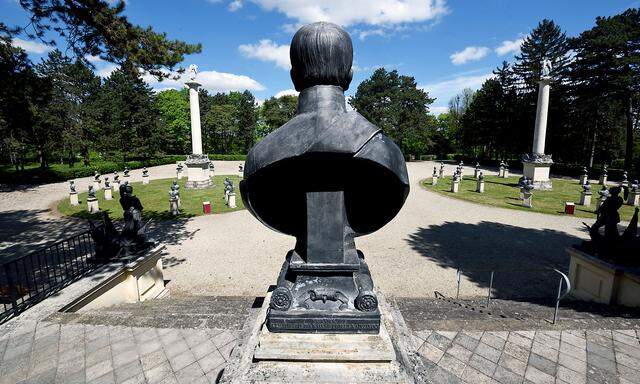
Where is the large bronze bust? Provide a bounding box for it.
[241,22,409,333]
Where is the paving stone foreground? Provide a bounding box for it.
[1,315,640,383]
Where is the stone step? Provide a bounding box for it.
[47,295,260,330]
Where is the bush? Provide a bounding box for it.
[207,154,247,161]
[0,155,188,184]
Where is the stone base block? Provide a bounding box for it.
[254,318,395,361]
[185,156,212,189]
[220,291,412,383]
[170,199,179,215]
[93,181,101,191]
[568,247,640,307]
[228,193,237,209]
[142,176,149,185]
[87,197,99,213]
[580,175,588,185]
[431,176,438,186]
[579,193,592,206]
[112,181,120,192]
[70,192,79,206]
[627,192,639,206]
[104,188,112,200]
[451,181,459,193]
[523,161,553,190]
[476,181,484,193]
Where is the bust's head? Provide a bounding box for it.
[290,22,353,92]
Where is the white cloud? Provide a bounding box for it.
[85,55,104,63]
[449,46,490,65]
[420,72,493,109]
[495,38,524,56]
[274,89,298,98]
[144,69,265,93]
[430,106,449,116]
[11,38,52,54]
[239,39,291,70]
[228,0,243,11]
[96,64,119,78]
[358,28,386,40]
[248,0,448,27]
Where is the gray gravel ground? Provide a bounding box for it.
[0,161,591,299]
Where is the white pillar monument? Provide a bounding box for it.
[522,59,553,190]
[184,64,212,189]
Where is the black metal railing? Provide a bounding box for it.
[0,228,101,323]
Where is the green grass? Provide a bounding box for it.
[423,175,638,222]
[57,175,245,220]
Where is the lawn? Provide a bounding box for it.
[57,175,245,220]
[423,174,638,222]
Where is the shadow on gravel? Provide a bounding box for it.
[406,221,581,302]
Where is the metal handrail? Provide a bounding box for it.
[454,267,571,324]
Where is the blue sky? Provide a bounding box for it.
[3,0,637,113]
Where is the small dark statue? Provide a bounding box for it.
[241,22,409,334]
[119,183,151,255]
[583,186,640,265]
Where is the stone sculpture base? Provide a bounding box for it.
[522,160,553,190]
[104,188,112,200]
[70,192,79,206]
[568,247,640,307]
[87,197,99,213]
[267,251,381,334]
[220,291,412,383]
[185,155,212,189]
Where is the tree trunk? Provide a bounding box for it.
[589,130,596,169]
[624,94,634,170]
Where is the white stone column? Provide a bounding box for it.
[186,81,203,155]
[532,79,550,155]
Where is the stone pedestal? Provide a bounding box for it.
[503,169,509,178]
[93,181,101,191]
[169,198,179,215]
[568,247,640,307]
[579,192,592,206]
[599,175,607,185]
[580,175,588,185]
[628,191,640,206]
[451,179,459,193]
[87,197,99,213]
[112,181,120,192]
[474,169,480,179]
[177,170,184,180]
[522,160,552,190]
[228,193,237,209]
[431,175,438,186]
[523,192,533,208]
[185,155,212,189]
[476,180,484,193]
[438,168,444,178]
[104,188,112,201]
[69,192,79,206]
[220,291,412,383]
[142,175,149,185]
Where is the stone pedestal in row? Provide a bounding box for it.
[87,197,99,213]
[104,188,112,201]
[69,192,79,206]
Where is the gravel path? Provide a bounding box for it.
[0,161,590,299]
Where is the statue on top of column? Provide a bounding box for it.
[188,64,198,81]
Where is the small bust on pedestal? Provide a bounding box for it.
[431,166,438,186]
[498,161,505,177]
[123,167,130,180]
[69,180,79,206]
[451,172,460,193]
[580,181,592,206]
[142,167,149,184]
[599,165,608,185]
[580,166,588,185]
[476,172,485,193]
[439,162,445,178]
[627,180,639,206]
[474,162,480,178]
[93,171,101,191]
[112,171,120,192]
[87,185,99,213]
[104,177,112,200]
